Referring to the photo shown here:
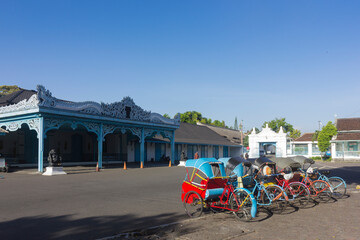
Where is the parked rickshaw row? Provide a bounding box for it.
[181,155,347,221]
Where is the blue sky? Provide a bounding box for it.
[1,1,359,133]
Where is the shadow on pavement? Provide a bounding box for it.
[0,212,188,240]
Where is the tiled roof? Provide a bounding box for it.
[0,89,37,107]
[335,132,360,141]
[199,123,242,144]
[295,133,315,142]
[152,123,239,146]
[336,118,360,131]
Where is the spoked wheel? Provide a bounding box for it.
[312,180,332,203]
[183,191,204,218]
[286,182,310,208]
[328,177,346,199]
[263,185,287,214]
[229,189,253,222]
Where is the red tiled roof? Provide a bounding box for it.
[336,118,360,131]
[335,132,360,141]
[295,133,314,142]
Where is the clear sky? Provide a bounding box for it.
[1,1,359,133]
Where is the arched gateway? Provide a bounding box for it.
[248,124,288,158]
[0,85,180,172]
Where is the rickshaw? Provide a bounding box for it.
[290,156,345,199]
[246,156,289,213]
[181,158,257,221]
[271,157,311,208]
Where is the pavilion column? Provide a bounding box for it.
[37,117,44,172]
[98,123,103,168]
[140,128,145,168]
[171,130,175,164]
[308,143,312,157]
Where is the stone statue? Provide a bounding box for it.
[47,149,62,167]
[180,151,188,162]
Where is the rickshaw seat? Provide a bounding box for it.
[205,188,225,200]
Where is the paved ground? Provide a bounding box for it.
[0,161,359,240]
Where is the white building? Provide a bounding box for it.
[248,124,288,158]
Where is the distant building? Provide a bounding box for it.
[0,85,179,171]
[0,85,243,172]
[292,133,321,158]
[248,124,289,158]
[331,118,360,161]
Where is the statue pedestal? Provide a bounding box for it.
[42,166,67,176]
[178,161,186,166]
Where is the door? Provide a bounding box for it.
[155,143,166,161]
[71,134,83,162]
[223,146,229,157]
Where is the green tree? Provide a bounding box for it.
[317,121,337,159]
[163,113,170,119]
[0,85,20,97]
[263,118,294,133]
[263,117,301,139]
[234,117,239,130]
[289,129,301,139]
[312,130,320,142]
[180,111,228,128]
[180,111,202,124]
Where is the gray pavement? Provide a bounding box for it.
[0,161,359,240]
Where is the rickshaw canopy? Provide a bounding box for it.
[218,157,252,177]
[184,158,226,185]
[290,156,315,166]
[271,157,301,171]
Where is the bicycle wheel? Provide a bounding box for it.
[328,177,346,199]
[286,182,310,208]
[312,180,332,203]
[263,185,287,214]
[183,191,203,218]
[229,189,253,221]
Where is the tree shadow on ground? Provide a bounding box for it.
[0,212,190,240]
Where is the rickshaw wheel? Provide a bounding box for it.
[328,177,346,199]
[263,185,286,214]
[312,180,332,203]
[184,191,203,218]
[287,182,310,208]
[229,189,252,222]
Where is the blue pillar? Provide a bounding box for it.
[171,130,175,164]
[140,128,145,167]
[37,117,44,172]
[98,123,103,168]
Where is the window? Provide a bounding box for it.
[347,142,359,151]
[293,144,308,155]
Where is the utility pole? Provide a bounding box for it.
[318,121,322,131]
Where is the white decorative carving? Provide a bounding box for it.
[149,113,180,125]
[0,118,40,135]
[0,85,179,126]
[0,94,39,114]
[37,85,102,115]
[101,97,151,121]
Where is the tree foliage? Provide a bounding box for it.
[289,129,301,139]
[234,117,239,130]
[163,113,170,119]
[0,85,20,97]
[262,117,301,139]
[179,111,227,128]
[317,121,337,153]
